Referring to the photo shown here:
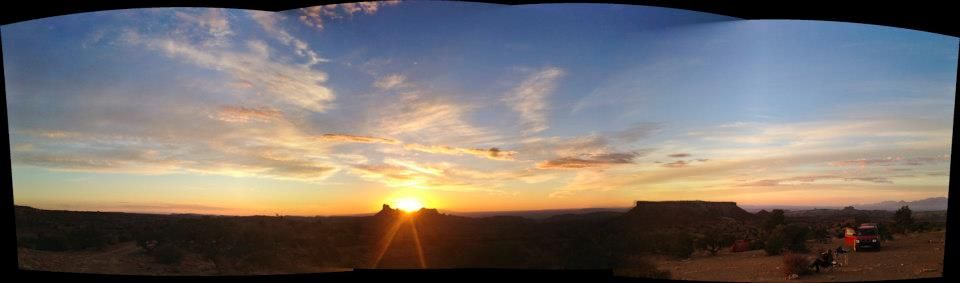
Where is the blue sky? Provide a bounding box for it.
[4,2,957,215]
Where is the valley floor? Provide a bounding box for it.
[651,230,945,282]
[17,241,352,275]
[18,230,945,281]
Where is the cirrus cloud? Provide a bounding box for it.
[503,67,565,134]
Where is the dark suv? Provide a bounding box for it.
[855,223,882,250]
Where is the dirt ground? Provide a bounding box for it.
[18,231,945,280]
[653,230,945,282]
[17,241,352,275]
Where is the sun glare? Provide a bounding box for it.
[394,198,424,212]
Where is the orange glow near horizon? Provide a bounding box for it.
[394,198,425,212]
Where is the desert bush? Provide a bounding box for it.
[893,206,914,233]
[763,209,786,231]
[764,224,809,255]
[694,225,736,256]
[782,224,810,253]
[29,231,70,251]
[26,225,116,251]
[878,224,894,241]
[152,243,185,264]
[781,253,811,276]
[812,226,831,243]
[69,224,116,250]
[912,221,936,232]
[764,233,784,255]
[652,231,694,258]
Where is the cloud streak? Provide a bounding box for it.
[211,106,284,123]
[375,74,408,90]
[503,67,564,134]
[298,1,401,30]
[738,174,894,187]
[350,159,509,193]
[537,152,642,169]
[248,11,328,66]
[120,29,335,112]
[404,143,517,161]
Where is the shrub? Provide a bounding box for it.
[694,225,736,256]
[152,244,185,264]
[878,224,894,241]
[763,210,786,231]
[764,233,784,255]
[812,226,830,243]
[659,232,695,258]
[30,232,70,251]
[782,253,811,276]
[69,225,115,250]
[894,206,914,233]
[764,224,809,255]
[781,224,810,253]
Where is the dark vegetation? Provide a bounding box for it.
[781,253,812,276]
[15,201,948,278]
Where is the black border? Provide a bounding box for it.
[0,1,957,37]
[2,1,958,283]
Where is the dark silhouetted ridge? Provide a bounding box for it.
[618,200,757,228]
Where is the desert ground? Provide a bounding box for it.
[19,231,945,281]
[17,242,352,275]
[653,230,945,282]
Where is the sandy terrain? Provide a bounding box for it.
[18,231,944,280]
[654,230,945,282]
[17,241,351,275]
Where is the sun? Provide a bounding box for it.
[394,198,424,213]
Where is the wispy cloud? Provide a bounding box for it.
[738,174,894,187]
[120,30,335,112]
[211,106,284,123]
[503,67,565,134]
[548,170,623,198]
[298,1,401,30]
[350,159,508,193]
[828,155,951,167]
[317,133,400,144]
[375,74,408,90]
[375,92,497,144]
[661,158,708,168]
[518,134,611,160]
[537,152,642,169]
[404,143,517,161]
[173,9,233,47]
[612,122,659,143]
[248,11,328,66]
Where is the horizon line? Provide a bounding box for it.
[13,196,948,218]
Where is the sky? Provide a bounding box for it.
[3,2,958,216]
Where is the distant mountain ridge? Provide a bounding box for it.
[739,197,948,212]
[617,200,758,228]
[854,197,948,211]
[442,207,631,220]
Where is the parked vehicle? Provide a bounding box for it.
[855,223,882,250]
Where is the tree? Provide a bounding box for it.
[764,209,786,232]
[764,229,785,256]
[695,225,737,256]
[764,224,810,255]
[894,206,914,234]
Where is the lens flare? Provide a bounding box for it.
[394,198,423,212]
